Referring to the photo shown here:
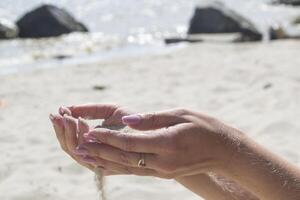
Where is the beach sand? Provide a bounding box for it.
[0,40,300,200]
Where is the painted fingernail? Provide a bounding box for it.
[49,114,55,122]
[73,146,88,155]
[83,133,97,141]
[59,107,64,115]
[122,115,141,125]
[59,106,71,116]
[81,156,97,164]
[78,117,85,124]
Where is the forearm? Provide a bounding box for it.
[176,173,259,200]
[221,135,300,200]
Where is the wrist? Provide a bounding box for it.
[212,125,250,175]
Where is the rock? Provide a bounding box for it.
[293,16,300,24]
[16,4,88,38]
[272,0,300,6]
[52,54,72,60]
[188,2,262,41]
[269,25,287,40]
[0,19,19,39]
[164,37,202,44]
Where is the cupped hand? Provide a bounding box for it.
[49,104,133,176]
[78,108,244,179]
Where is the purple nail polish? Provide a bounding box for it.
[73,147,88,155]
[81,156,96,164]
[122,115,141,125]
[59,106,72,116]
[59,107,64,115]
[84,133,97,141]
[78,117,85,124]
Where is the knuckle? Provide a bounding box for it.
[145,113,158,127]
[174,108,189,116]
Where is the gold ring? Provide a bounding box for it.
[137,154,146,168]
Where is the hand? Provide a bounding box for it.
[49,104,133,175]
[50,105,260,200]
[79,108,243,179]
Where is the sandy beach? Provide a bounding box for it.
[0,40,300,200]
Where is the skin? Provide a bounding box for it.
[50,104,258,199]
[50,104,300,200]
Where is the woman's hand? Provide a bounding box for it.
[49,104,260,199]
[50,104,300,200]
[78,108,243,178]
[49,104,133,176]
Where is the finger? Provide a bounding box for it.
[59,106,72,116]
[87,128,161,153]
[122,109,189,131]
[80,156,160,177]
[50,114,68,152]
[67,104,120,120]
[63,115,79,152]
[78,117,89,144]
[75,142,158,169]
[50,114,95,170]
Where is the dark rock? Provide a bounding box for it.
[52,54,72,60]
[188,2,262,41]
[293,16,300,24]
[165,37,202,44]
[272,0,300,6]
[0,19,19,39]
[269,26,287,40]
[16,4,88,38]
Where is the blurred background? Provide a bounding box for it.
[0,0,300,75]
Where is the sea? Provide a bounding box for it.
[0,0,299,75]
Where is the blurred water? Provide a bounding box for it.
[0,0,300,74]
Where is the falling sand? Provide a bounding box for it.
[95,167,106,200]
[93,125,133,200]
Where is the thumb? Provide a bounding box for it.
[122,109,188,131]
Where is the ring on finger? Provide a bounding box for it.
[137,153,146,168]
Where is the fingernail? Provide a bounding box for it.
[78,117,84,123]
[59,106,71,116]
[81,156,96,164]
[73,146,88,155]
[122,115,141,125]
[83,133,97,140]
[59,106,65,115]
[49,114,55,122]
